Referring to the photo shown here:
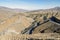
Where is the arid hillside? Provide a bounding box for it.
[0,6,60,40]
[0,6,27,22]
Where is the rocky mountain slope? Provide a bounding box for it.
[0,6,60,40]
[21,7,60,34]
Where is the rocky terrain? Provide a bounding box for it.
[0,6,60,40]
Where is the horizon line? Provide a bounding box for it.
[0,6,60,10]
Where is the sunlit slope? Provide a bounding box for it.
[0,6,27,22]
[0,14,34,32]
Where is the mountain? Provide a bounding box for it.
[50,7,60,11]
[27,7,60,12]
[13,9,28,12]
[0,6,28,22]
[0,6,60,40]
[0,14,34,33]
[32,16,60,34]
[26,7,60,23]
[0,6,28,13]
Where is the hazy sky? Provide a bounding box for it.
[0,0,60,10]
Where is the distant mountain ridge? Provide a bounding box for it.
[0,6,28,22]
[0,6,60,13]
[0,6,28,13]
[28,7,60,12]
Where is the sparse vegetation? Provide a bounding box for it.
[0,6,60,40]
